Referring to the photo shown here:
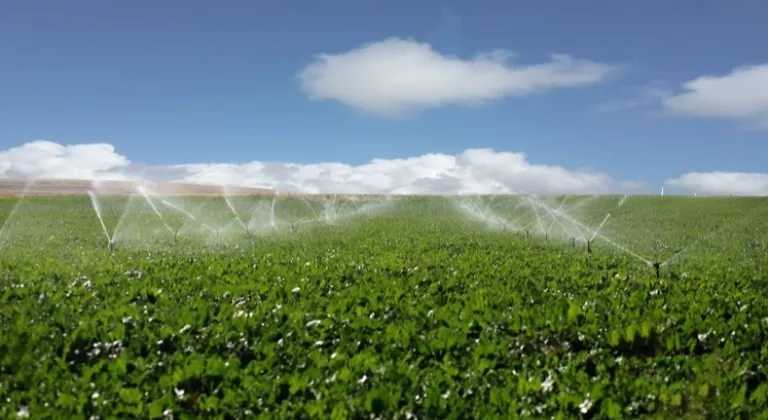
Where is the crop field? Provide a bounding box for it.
[1,193,768,418]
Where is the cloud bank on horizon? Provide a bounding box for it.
[1,140,766,196]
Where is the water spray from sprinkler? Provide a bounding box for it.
[88,190,115,251]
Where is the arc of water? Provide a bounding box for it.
[137,187,175,236]
[106,185,139,241]
[300,198,320,221]
[546,219,557,234]
[160,199,216,234]
[520,196,546,234]
[589,214,612,242]
[509,211,530,228]
[617,194,628,207]
[567,195,600,213]
[537,200,580,240]
[323,201,335,223]
[501,199,529,227]
[458,198,515,231]
[533,206,545,234]
[270,190,279,228]
[88,191,113,244]
[533,198,653,266]
[0,179,33,243]
[223,195,249,232]
[660,226,723,267]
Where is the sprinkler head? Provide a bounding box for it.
[653,262,661,279]
[108,240,115,252]
[571,238,576,247]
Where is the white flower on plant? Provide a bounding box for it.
[579,396,594,414]
[698,330,712,342]
[16,406,30,419]
[541,374,555,393]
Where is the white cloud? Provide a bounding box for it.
[0,141,131,180]
[595,81,672,113]
[598,65,768,128]
[661,64,768,127]
[298,37,619,117]
[0,140,645,195]
[666,172,768,196]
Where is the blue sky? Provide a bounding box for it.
[1,0,767,195]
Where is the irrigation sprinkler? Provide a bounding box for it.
[108,239,115,253]
[586,240,593,266]
[571,238,576,248]
[653,262,661,279]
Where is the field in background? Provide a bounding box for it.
[1,194,767,418]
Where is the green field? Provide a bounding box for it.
[1,194,767,418]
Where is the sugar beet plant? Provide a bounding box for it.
[1,195,768,418]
